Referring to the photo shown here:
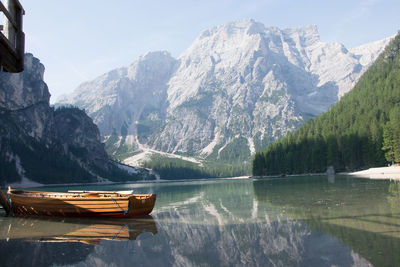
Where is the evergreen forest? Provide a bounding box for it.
[142,154,250,180]
[252,32,400,176]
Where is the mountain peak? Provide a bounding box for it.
[57,20,392,167]
[135,51,173,63]
[224,19,265,35]
[199,20,320,41]
[282,24,320,46]
[199,19,265,40]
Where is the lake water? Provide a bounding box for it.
[1,176,400,266]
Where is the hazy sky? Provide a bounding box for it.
[20,0,399,102]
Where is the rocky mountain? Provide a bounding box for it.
[252,32,400,175]
[57,19,391,169]
[0,54,154,186]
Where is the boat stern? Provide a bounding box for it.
[128,194,156,217]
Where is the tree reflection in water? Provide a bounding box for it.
[1,177,399,266]
[253,176,400,266]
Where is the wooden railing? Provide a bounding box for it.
[0,0,24,73]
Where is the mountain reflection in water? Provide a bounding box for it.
[0,177,399,266]
[253,176,400,266]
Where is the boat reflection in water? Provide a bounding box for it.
[2,178,400,266]
[0,215,157,244]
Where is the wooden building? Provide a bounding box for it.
[0,0,24,73]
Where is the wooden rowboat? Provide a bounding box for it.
[1,215,157,244]
[3,187,156,218]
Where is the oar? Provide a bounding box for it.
[68,190,134,195]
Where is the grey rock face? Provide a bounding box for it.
[0,54,152,185]
[0,54,49,110]
[0,54,52,141]
[59,51,178,137]
[53,107,109,170]
[58,20,391,163]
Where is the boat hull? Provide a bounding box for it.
[7,190,156,218]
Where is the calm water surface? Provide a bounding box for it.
[1,176,400,266]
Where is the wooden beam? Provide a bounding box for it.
[0,32,19,72]
[0,1,18,29]
[0,0,24,72]
[12,0,23,12]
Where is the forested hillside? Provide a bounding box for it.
[253,32,400,176]
[142,155,250,180]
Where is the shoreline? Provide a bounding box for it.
[2,176,252,190]
[2,178,159,190]
[251,173,328,179]
[346,166,400,180]
[3,166,399,189]
[251,166,400,181]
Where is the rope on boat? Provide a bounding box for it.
[112,224,129,240]
[110,197,130,215]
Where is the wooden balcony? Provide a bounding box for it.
[0,0,24,73]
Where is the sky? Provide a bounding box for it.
[19,0,400,103]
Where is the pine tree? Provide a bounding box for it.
[389,106,400,163]
[382,122,395,165]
